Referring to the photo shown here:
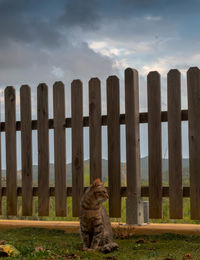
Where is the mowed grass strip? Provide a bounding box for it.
[0,228,199,259]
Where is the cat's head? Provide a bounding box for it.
[91,179,109,203]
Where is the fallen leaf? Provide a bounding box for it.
[0,248,8,257]
[183,253,192,259]
[34,246,44,252]
[0,241,5,245]
[136,239,147,244]
[148,247,156,250]
[0,244,20,257]
[163,258,175,260]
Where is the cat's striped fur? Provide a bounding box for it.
[80,179,118,253]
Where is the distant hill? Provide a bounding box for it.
[139,157,189,182]
[1,157,190,185]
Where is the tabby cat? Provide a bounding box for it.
[80,179,118,253]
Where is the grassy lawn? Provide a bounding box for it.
[0,228,199,259]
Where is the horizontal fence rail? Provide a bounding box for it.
[0,110,189,132]
[0,186,192,197]
[0,66,200,222]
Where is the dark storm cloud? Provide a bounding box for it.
[0,0,103,48]
[114,0,200,16]
[0,0,62,47]
[0,0,199,49]
[59,0,101,30]
[0,0,163,47]
[0,0,200,86]
[0,0,118,92]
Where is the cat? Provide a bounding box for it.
[79,179,119,253]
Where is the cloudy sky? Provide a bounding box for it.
[0,0,199,168]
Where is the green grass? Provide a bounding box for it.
[0,227,200,259]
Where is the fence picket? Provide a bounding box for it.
[89,78,102,183]
[71,80,84,217]
[5,86,17,215]
[167,70,183,219]
[20,85,33,216]
[125,68,142,224]
[187,67,200,219]
[107,76,121,218]
[53,81,67,217]
[147,71,162,219]
[37,83,49,216]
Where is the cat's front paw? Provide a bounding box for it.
[101,242,119,254]
[110,242,119,250]
[101,244,111,254]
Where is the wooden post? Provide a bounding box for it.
[53,81,67,216]
[5,86,17,215]
[167,70,183,219]
[107,76,121,218]
[187,67,200,219]
[37,83,49,216]
[20,85,33,216]
[147,71,162,219]
[71,80,84,217]
[89,78,102,183]
[125,68,143,224]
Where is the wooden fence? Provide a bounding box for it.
[0,67,200,223]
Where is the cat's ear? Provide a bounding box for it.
[92,178,103,187]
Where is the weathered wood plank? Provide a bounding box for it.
[147,71,162,219]
[125,68,141,197]
[20,85,33,216]
[71,80,84,217]
[89,78,102,183]
[5,86,17,215]
[167,70,183,219]
[187,67,200,219]
[37,83,49,216]
[53,81,67,217]
[107,76,121,217]
[125,68,142,224]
